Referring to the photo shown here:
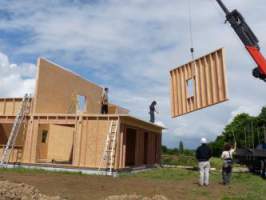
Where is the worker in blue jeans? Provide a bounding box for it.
[149,101,158,123]
[196,138,212,186]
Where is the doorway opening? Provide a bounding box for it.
[125,128,137,166]
[144,132,149,165]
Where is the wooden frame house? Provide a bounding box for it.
[0,58,163,171]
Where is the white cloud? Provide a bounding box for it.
[0,0,266,148]
[0,52,36,97]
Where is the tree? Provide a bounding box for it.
[211,106,266,156]
[179,141,184,154]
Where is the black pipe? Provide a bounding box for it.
[216,0,230,15]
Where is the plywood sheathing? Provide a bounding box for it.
[33,58,103,114]
[36,124,49,161]
[0,123,25,163]
[0,98,30,116]
[0,124,26,145]
[73,117,113,168]
[108,104,129,114]
[46,124,74,162]
[0,146,23,163]
[0,114,162,169]
[170,48,228,117]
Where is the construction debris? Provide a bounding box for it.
[0,180,63,200]
[105,194,169,200]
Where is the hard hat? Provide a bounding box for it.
[201,138,207,144]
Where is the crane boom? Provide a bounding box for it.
[216,0,266,82]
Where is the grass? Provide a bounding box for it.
[128,167,196,181]
[124,167,266,200]
[162,154,241,171]
[0,167,85,176]
[1,165,265,200]
[161,154,197,167]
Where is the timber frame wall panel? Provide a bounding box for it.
[33,58,103,114]
[170,48,228,117]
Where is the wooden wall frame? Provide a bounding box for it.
[170,48,229,118]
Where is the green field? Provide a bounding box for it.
[0,166,265,200]
[161,154,227,169]
[125,168,266,200]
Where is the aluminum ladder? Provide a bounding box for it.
[98,120,118,175]
[0,94,31,167]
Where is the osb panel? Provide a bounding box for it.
[0,124,26,145]
[47,124,74,162]
[81,120,97,167]
[0,147,23,163]
[33,58,103,114]
[4,102,14,115]
[0,102,4,115]
[73,119,112,168]
[22,120,39,163]
[109,104,129,114]
[120,117,162,134]
[170,48,228,117]
[95,120,111,168]
[0,99,32,116]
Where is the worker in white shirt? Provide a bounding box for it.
[101,88,109,114]
[221,142,237,185]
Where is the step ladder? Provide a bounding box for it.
[0,94,31,167]
[98,120,118,175]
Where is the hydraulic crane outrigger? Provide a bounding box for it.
[216,0,266,82]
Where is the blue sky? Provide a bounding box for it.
[0,0,266,149]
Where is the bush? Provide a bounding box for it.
[161,154,197,167]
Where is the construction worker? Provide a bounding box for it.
[221,142,236,185]
[101,88,109,114]
[196,138,212,186]
[149,101,158,123]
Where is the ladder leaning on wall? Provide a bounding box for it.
[0,94,31,167]
[98,120,118,175]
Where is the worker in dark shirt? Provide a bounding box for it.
[196,138,212,186]
[149,101,158,123]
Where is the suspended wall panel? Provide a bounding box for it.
[170,48,229,117]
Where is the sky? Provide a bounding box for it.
[0,0,266,149]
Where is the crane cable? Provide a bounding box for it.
[187,0,225,61]
[188,0,195,61]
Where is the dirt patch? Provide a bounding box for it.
[0,180,63,200]
[105,195,168,200]
[0,171,247,200]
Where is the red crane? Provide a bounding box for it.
[216,0,266,82]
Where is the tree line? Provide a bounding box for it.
[209,107,266,157]
[161,141,195,156]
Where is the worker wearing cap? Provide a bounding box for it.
[196,138,212,186]
[149,101,158,123]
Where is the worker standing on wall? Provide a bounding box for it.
[196,138,212,186]
[149,101,158,123]
[101,88,109,114]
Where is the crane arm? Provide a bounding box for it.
[216,0,266,81]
